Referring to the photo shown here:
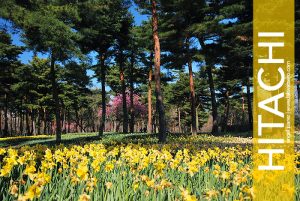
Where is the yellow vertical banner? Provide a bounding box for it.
[253,0,295,200]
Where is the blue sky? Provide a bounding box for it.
[0,4,148,88]
[0,4,148,63]
[0,4,201,88]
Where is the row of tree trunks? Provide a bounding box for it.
[0,105,103,137]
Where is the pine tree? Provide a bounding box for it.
[75,0,130,137]
[115,14,133,133]
[1,1,80,142]
[0,30,23,137]
[135,0,167,142]
[133,21,154,134]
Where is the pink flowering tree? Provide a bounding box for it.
[98,93,147,121]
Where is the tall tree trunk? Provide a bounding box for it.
[297,69,300,115]
[119,50,128,133]
[246,71,253,130]
[3,93,9,137]
[222,91,230,132]
[206,64,218,134]
[80,117,83,132]
[67,110,71,133]
[25,110,30,136]
[37,109,41,135]
[147,53,153,134]
[14,113,17,135]
[43,108,47,134]
[0,110,2,137]
[63,110,67,134]
[196,104,200,132]
[75,108,80,133]
[129,54,135,133]
[20,109,24,135]
[10,110,13,136]
[50,54,61,143]
[152,0,166,142]
[178,107,181,133]
[31,110,36,136]
[187,45,197,135]
[198,39,218,134]
[99,54,106,137]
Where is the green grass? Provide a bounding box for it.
[0,131,299,149]
[0,133,97,147]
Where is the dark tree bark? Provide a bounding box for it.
[0,109,2,137]
[99,54,106,137]
[43,108,47,135]
[67,110,71,133]
[31,110,36,136]
[10,110,13,136]
[3,93,9,137]
[152,0,167,143]
[187,44,197,135]
[246,67,253,130]
[206,64,218,134]
[37,108,41,135]
[119,50,128,133]
[14,113,17,135]
[63,109,67,134]
[222,91,230,132]
[50,54,61,143]
[147,53,153,134]
[185,37,197,134]
[75,108,80,133]
[198,38,218,134]
[129,54,135,133]
[20,109,24,135]
[25,110,30,136]
[178,107,181,133]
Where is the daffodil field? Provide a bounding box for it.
[0,134,299,201]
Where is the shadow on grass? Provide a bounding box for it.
[0,134,100,148]
[0,136,53,147]
[0,131,255,148]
